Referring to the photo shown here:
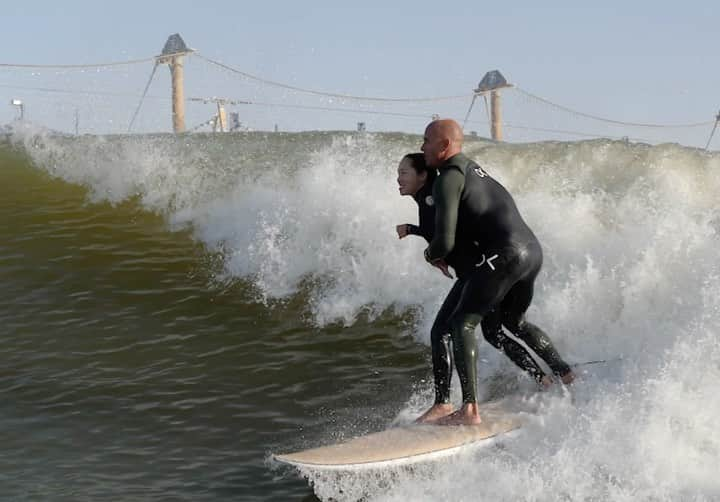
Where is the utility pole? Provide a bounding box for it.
[10,99,24,120]
[74,107,79,135]
[463,70,512,141]
[214,101,227,132]
[490,88,503,140]
[157,34,194,133]
[188,97,250,133]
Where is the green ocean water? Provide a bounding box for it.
[0,139,428,500]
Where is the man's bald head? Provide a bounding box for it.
[421,119,464,167]
[428,119,464,144]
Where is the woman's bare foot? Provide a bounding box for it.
[435,403,482,426]
[415,403,454,424]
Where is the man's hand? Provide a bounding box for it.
[433,259,454,279]
[396,224,410,239]
[424,248,453,279]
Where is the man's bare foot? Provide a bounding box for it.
[415,403,454,424]
[560,371,576,385]
[435,403,482,426]
[540,375,554,389]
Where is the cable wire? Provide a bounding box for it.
[515,87,714,128]
[196,54,471,103]
[0,56,156,69]
[0,83,168,100]
[705,112,720,150]
[127,63,159,132]
[504,122,650,142]
[462,95,477,128]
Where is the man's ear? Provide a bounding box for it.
[441,139,451,154]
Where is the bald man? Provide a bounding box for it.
[417,119,575,426]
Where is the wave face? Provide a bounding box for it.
[3,124,720,500]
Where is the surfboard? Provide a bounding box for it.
[273,358,620,472]
[272,413,521,470]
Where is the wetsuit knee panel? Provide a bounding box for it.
[449,314,482,337]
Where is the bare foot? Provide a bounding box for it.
[415,403,454,424]
[435,403,482,426]
[539,375,554,389]
[560,371,576,385]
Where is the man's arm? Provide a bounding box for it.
[425,168,464,261]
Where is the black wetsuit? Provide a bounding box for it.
[407,182,435,242]
[408,181,550,386]
[424,153,572,405]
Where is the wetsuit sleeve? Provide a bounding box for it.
[416,224,434,242]
[406,224,422,236]
[417,202,435,243]
[426,168,464,261]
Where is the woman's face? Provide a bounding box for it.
[397,158,427,196]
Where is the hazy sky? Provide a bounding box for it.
[2,1,719,146]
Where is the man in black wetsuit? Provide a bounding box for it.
[416,119,575,426]
[396,153,564,391]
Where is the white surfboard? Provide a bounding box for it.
[272,414,521,470]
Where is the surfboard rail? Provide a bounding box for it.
[272,417,521,470]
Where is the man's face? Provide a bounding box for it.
[421,125,445,167]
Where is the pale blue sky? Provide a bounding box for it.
[2,1,719,145]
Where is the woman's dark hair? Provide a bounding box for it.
[402,153,437,184]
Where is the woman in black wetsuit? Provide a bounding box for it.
[396,152,436,242]
[395,153,559,394]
